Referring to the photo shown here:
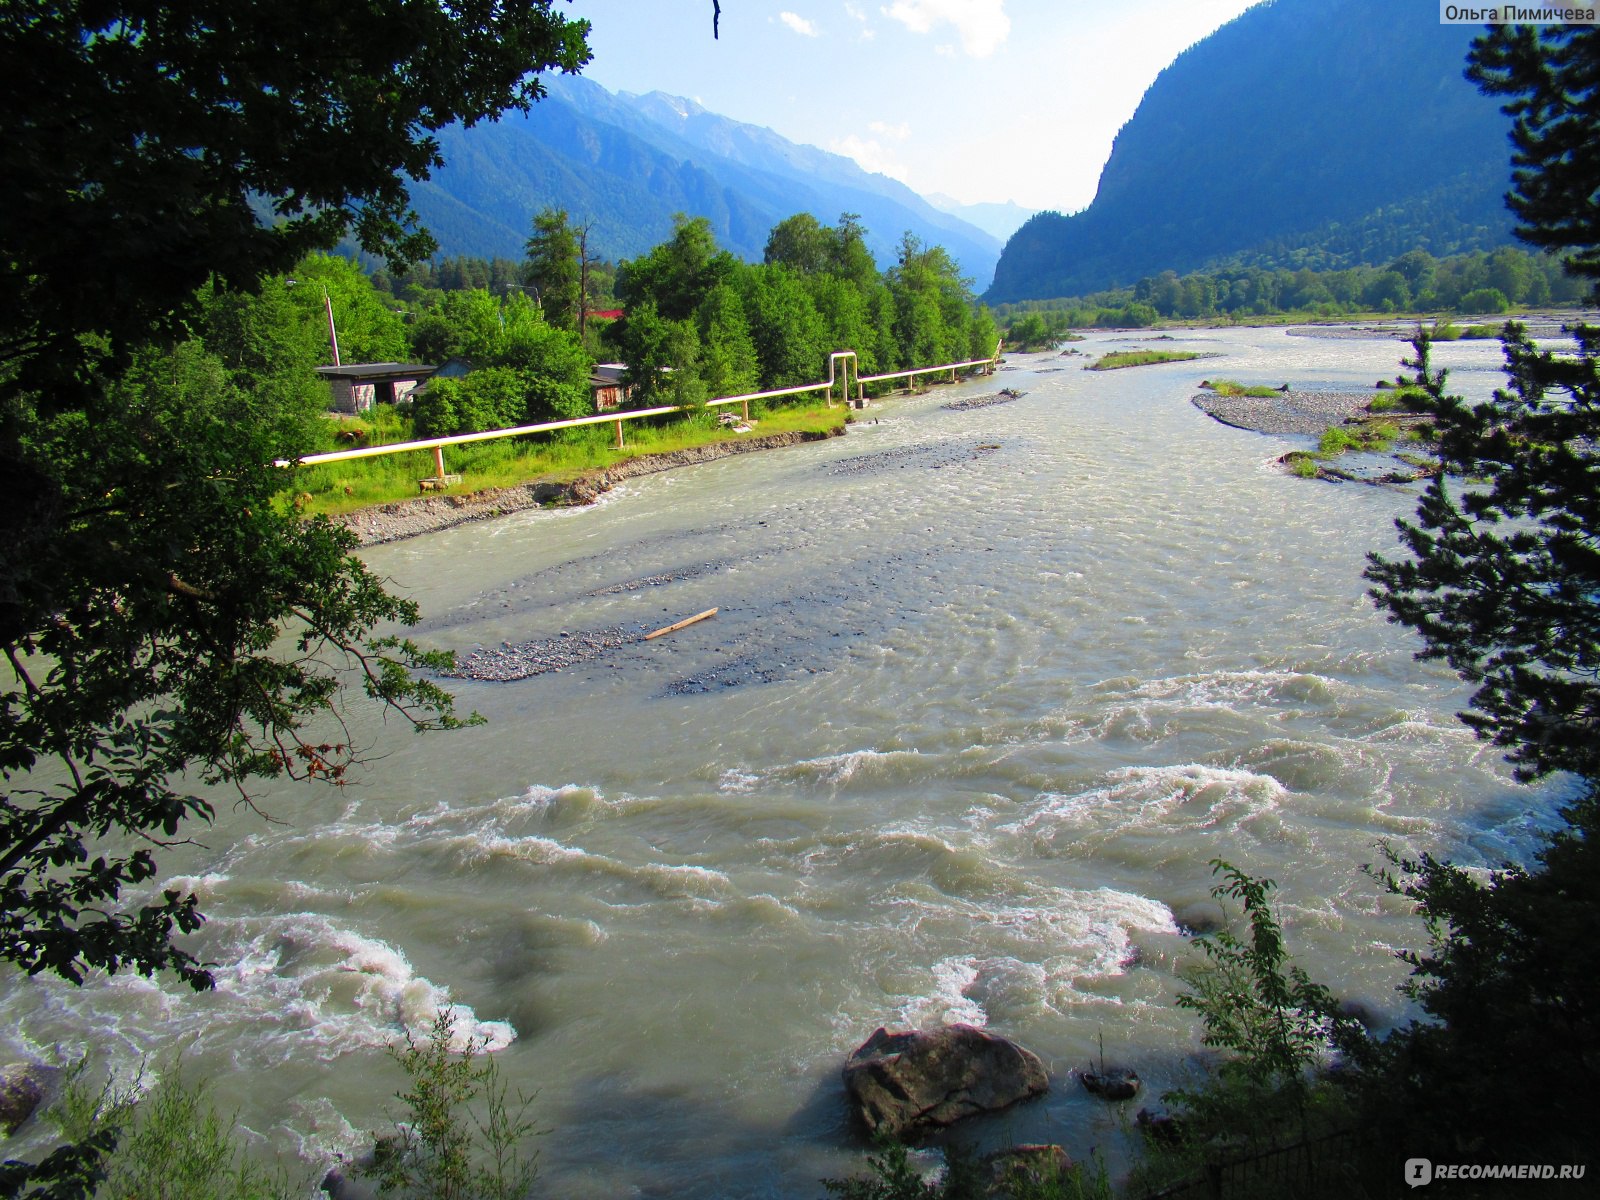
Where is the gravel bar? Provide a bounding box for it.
[451,626,641,681]
[1192,390,1372,436]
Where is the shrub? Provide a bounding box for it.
[1456,287,1510,314]
[3,1060,305,1200]
[371,1009,541,1200]
[822,1141,1111,1200]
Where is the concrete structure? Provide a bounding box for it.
[315,363,437,414]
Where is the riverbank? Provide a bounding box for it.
[334,426,846,546]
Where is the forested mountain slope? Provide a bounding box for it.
[986,0,1514,302]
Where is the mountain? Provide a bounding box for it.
[985,0,1515,303]
[407,76,1002,288]
[925,195,1038,243]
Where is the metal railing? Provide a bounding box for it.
[280,341,1002,484]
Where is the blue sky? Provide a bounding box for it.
[565,0,1264,213]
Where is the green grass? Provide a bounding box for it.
[290,401,846,517]
[1200,378,1283,398]
[1315,419,1401,458]
[1367,387,1429,412]
[1459,322,1503,339]
[1087,349,1210,370]
[1284,451,1320,478]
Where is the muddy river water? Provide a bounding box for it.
[2,324,1570,1196]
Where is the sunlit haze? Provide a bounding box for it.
[569,0,1265,213]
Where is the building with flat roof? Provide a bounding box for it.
[315,363,437,414]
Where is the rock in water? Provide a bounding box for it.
[0,1062,55,1134]
[1080,1066,1142,1101]
[842,1024,1049,1141]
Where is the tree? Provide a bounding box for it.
[1354,22,1600,1167]
[696,284,761,399]
[1367,26,1600,785]
[1467,23,1600,291]
[0,0,591,408]
[1,0,589,988]
[616,215,736,321]
[2,335,471,989]
[525,208,584,331]
[764,213,830,276]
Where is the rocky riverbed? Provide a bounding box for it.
[1190,390,1373,435]
[333,427,843,547]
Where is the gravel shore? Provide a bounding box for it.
[333,427,843,547]
[1191,390,1372,435]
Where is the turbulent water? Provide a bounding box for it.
[2,325,1572,1196]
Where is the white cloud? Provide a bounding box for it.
[844,2,867,19]
[869,119,911,141]
[829,133,910,181]
[778,11,819,36]
[880,0,1010,58]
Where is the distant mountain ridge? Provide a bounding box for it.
[986,0,1516,302]
[407,76,1001,287]
[925,194,1038,242]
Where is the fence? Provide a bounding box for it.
[1139,1126,1375,1200]
[278,341,1003,486]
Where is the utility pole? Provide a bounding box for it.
[323,287,341,366]
[577,222,593,344]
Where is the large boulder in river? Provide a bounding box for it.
[1,1062,55,1134]
[842,1024,1049,1141]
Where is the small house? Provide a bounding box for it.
[590,363,633,411]
[316,362,438,414]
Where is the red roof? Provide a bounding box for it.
[587,308,624,320]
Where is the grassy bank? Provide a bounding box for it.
[1088,349,1214,370]
[291,401,848,517]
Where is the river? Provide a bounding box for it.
[1,324,1570,1196]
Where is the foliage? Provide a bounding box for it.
[523,208,584,331]
[284,254,410,365]
[0,0,590,407]
[404,289,592,429]
[372,1010,541,1200]
[413,369,526,439]
[1457,286,1509,314]
[1174,863,1358,1104]
[2,1060,302,1200]
[1126,864,1366,1200]
[1339,19,1600,1172]
[1284,452,1319,479]
[1353,791,1600,1163]
[1365,328,1599,782]
[1200,380,1281,398]
[1468,23,1600,292]
[990,241,1579,326]
[1316,420,1395,456]
[1,0,583,989]
[821,1141,1110,1200]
